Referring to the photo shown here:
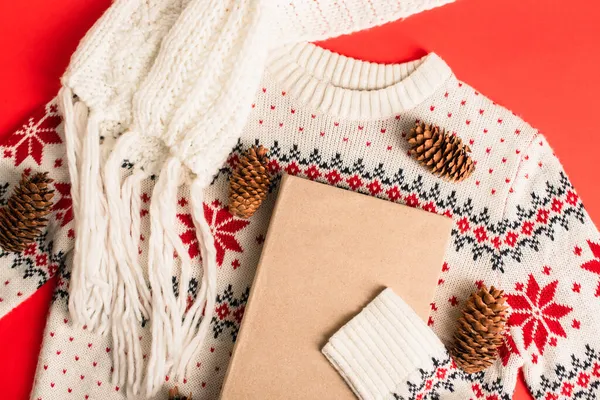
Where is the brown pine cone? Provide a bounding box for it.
[407,122,475,182]
[228,145,271,219]
[0,172,55,253]
[450,285,508,374]
[168,386,192,400]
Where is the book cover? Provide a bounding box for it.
[220,174,453,399]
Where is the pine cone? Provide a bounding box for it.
[407,122,475,182]
[229,145,271,219]
[0,172,55,253]
[450,285,508,374]
[168,386,192,400]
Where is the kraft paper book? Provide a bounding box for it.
[220,174,453,399]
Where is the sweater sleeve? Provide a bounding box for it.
[274,0,456,44]
[322,288,478,400]
[500,134,600,399]
[0,98,74,318]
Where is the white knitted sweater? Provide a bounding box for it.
[2,41,600,400]
[14,0,457,397]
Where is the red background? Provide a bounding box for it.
[1,0,599,398]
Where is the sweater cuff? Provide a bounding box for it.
[322,288,448,400]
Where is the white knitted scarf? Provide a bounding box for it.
[56,0,455,396]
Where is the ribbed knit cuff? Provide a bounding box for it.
[322,288,448,400]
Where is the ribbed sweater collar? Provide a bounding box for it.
[267,43,453,120]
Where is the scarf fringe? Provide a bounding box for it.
[143,157,217,395]
[58,87,112,333]
[103,131,151,394]
[145,156,183,393]
[60,89,218,397]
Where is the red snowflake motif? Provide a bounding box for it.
[52,182,73,227]
[581,240,600,297]
[473,226,488,243]
[48,263,58,276]
[177,202,250,265]
[227,153,240,169]
[471,383,483,397]
[565,190,579,206]
[346,175,363,191]
[325,170,342,185]
[551,198,563,213]
[435,368,447,380]
[404,193,419,208]
[285,161,300,176]
[2,102,62,166]
[506,274,573,355]
[36,254,48,266]
[305,165,321,180]
[561,382,574,397]
[536,209,550,224]
[578,372,590,388]
[386,186,401,202]
[521,221,534,236]
[204,201,250,266]
[457,217,470,233]
[504,231,518,247]
[367,180,382,196]
[24,243,36,256]
[422,201,436,213]
[267,159,280,175]
[215,303,230,320]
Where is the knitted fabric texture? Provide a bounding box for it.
[3,43,599,400]
[54,0,457,396]
[322,289,459,399]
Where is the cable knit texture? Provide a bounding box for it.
[274,0,457,44]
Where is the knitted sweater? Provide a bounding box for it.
[2,44,600,400]
[56,1,456,395]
